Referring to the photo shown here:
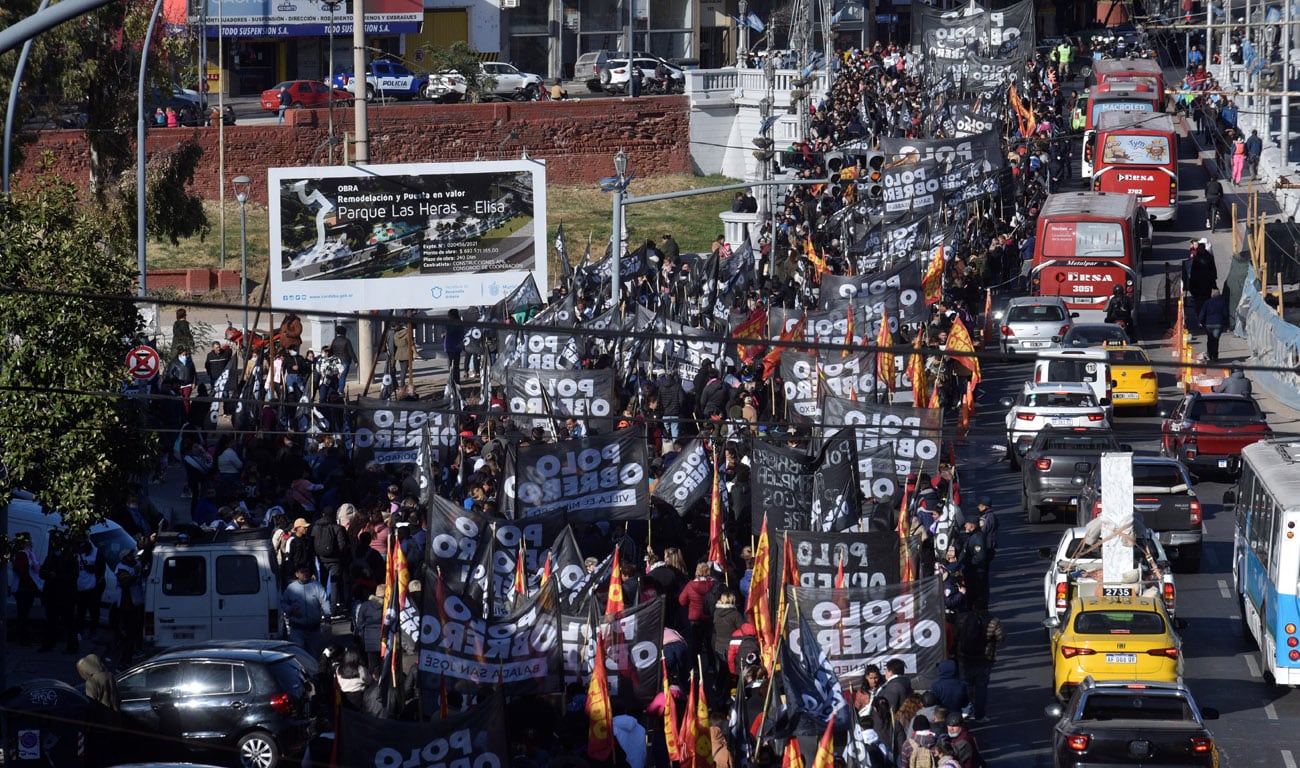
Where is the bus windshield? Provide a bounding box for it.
[1100,134,1172,165]
[1043,221,1125,258]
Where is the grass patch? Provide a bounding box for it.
[146,173,742,291]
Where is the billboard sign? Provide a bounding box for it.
[268,161,547,313]
[190,0,422,37]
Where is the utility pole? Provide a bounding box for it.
[354,0,374,397]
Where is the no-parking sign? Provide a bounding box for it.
[125,345,161,382]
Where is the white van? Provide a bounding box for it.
[7,492,136,609]
[144,528,281,647]
[1033,349,1114,413]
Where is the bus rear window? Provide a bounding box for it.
[1043,221,1125,258]
[1101,134,1171,165]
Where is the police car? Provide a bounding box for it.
[332,60,423,100]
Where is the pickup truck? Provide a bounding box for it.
[1076,456,1203,572]
[1160,390,1271,477]
[331,61,424,100]
[1046,678,1219,768]
[1020,426,1125,523]
[1040,521,1176,630]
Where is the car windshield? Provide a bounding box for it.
[1108,349,1148,364]
[1008,305,1066,322]
[1188,398,1261,420]
[1073,609,1166,634]
[1079,693,1196,721]
[1026,392,1096,408]
[90,525,137,573]
[1069,327,1127,345]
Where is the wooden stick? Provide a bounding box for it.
[1279,273,1286,317]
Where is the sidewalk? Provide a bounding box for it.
[1183,113,1300,439]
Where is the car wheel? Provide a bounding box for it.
[1028,503,1042,524]
[238,731,280,768]
[290,101,303,109]
[365,84,376,100]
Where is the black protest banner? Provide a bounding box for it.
[652,439,712,516]
[768,306,805,339]
[803,303,869,348]
[943,162,1004,207]
[417,424,434,508]
[338,691,508,768]
[811,430,861,533]
[881,130,1003,169]
[943,53,1022,92]
[846,217,930,270]
[352,398,458,466]
[530,294,578,327]
[562,598,665,708]
[491,274,544,321]
[424,495,572,617]
[507,368,616,437]
[503,427,649,522]
[817,260,924,324]
[418,579,563,694]
[749,440,815,532]
[947,101,1001,136]
[882,159,941,222]
[989,0,1036,55]
[786,530,901,589]
[822,396,942,481]
[818,353,878,402]
[548,526,597,613]
[918,11,987,59]
[781,351,823,423]
[657,321,737,383]
[784,577,947,685]
[493,328,582,377]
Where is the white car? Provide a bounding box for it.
[1003,382,1110,468]
[424,62,544,102]
[600,57,685,94]
[1040,521,1176,630]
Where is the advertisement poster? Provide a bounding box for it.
[268,161,547,313]
[1100,134,1172,165]
[191,0,422,36]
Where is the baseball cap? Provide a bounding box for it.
[945,712,964,727]
[292,517,310,530]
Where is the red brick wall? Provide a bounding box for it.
[148,269,242,293]
[13,97,692,206]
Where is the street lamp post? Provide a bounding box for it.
[232,175,251,352]
[611,149,628,310]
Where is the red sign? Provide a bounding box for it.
[126,346,161,381]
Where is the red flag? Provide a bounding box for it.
[946,315,981,384]
[842,302,855,359]
[834,551,846,590]
[735,309,769,364]
[763,314,807,380]
[708,450,726,568]
[747,517,774,658]
[922,245,945,305]
[512,542,527,597]
[982,288,994,350]
[907,333,926,407]
[586,637,615,760]
[680,673,700,768]
[810,715,836,768]
[877,309,895,393]
[606,544,625,616]
[380,534,397,660]
[541,550,553,588]
[782,734,805,768]
[662,660,683,762]
[897,480,915,583]
[927,379,942,410]
[690,672,714,768]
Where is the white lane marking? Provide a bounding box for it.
[1266,702,1279,720]
[1282,749,1295,768]
[1218,579,1232,599]
[1246,654,1262,678]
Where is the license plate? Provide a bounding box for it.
[172,632,194,640]
[1051,417,1074,426]
[1024,341,1047,348]
[1106,653,1137,664]
[1102,587,1135,596]
[1218,459,1229,468]
[1113,392,1139,399]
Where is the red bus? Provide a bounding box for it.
[1031,192,1152,324]
[1091,110,1179,223]
[1092,57,1166,106]
[1080,83,1161,176]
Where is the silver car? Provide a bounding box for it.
[999,296,1076,355]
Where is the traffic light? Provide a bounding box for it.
[823,151,848,174]
[861,151,886,200]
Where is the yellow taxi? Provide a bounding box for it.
[1104,342,1159,414]
[1045,593,1183,700]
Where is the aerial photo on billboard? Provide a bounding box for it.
[268,160,546,312]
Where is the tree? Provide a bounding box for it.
[0,155,157,530]
[0,0,207,247]
[418,41,494,102]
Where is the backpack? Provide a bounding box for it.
[907,738,938,768]
[956,611,989,660]
[703,579,726,617]
[314,522,341,560]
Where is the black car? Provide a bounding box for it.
[116,646,313,768]
[1046,678,1219,767]
[1020,426,1123,523]
[1075,456,1204,571]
